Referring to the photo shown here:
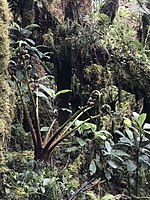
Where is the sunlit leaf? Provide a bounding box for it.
[123,117,132,126]
[55,89,72,97]
[125,129,133,141]
[105,141,112,153]
[40,186,45,193]
[25,24,40,30]
[43,178,50,186]
[138,113,147,127]
[143,123,150,130]
[133,112,139,122]
[40,127,49,132]
[119,136,134,146]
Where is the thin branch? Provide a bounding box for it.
[68,179,94,200]
[14,77,37,151]
[44,118,57,145]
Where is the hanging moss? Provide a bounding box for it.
[0,0,14,162]
[83,64,112,88]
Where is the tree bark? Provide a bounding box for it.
[0,0,14,161]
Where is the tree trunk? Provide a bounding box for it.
[109,55,150,121]
[99,0,119,23]
[0,0,14,162]
[19,0,35,27]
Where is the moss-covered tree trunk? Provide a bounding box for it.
[0,0,13,162]
[19,0,35,27]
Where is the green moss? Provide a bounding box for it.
[0,0,14,161]
[84,64,103,84]
[43,28,54,47]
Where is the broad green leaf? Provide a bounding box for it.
[119,136,134,146]
[101,194,114,200]
[55,89,72,97]
[133,112,139,122]
[37,91,48,99]
[107,160,118,169]
[104,168,112,180]
[75,120,97,133]
[125,160,137,172]
[105,141,112,153]
[89,160,97,175]
[25,38,35,45]
[143,123,150,129]
[123,117,132,126]
[22,29,32,35]
[138,113,147,127]
[39,84,55,98]
[76,137,86,147]
[125,129,133,141]
[111,149,130,157]
[40,127,49,132]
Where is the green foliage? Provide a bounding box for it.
[2,160,63,200]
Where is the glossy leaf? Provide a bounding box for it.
[133,112,139,122]
[138,113,147,127]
